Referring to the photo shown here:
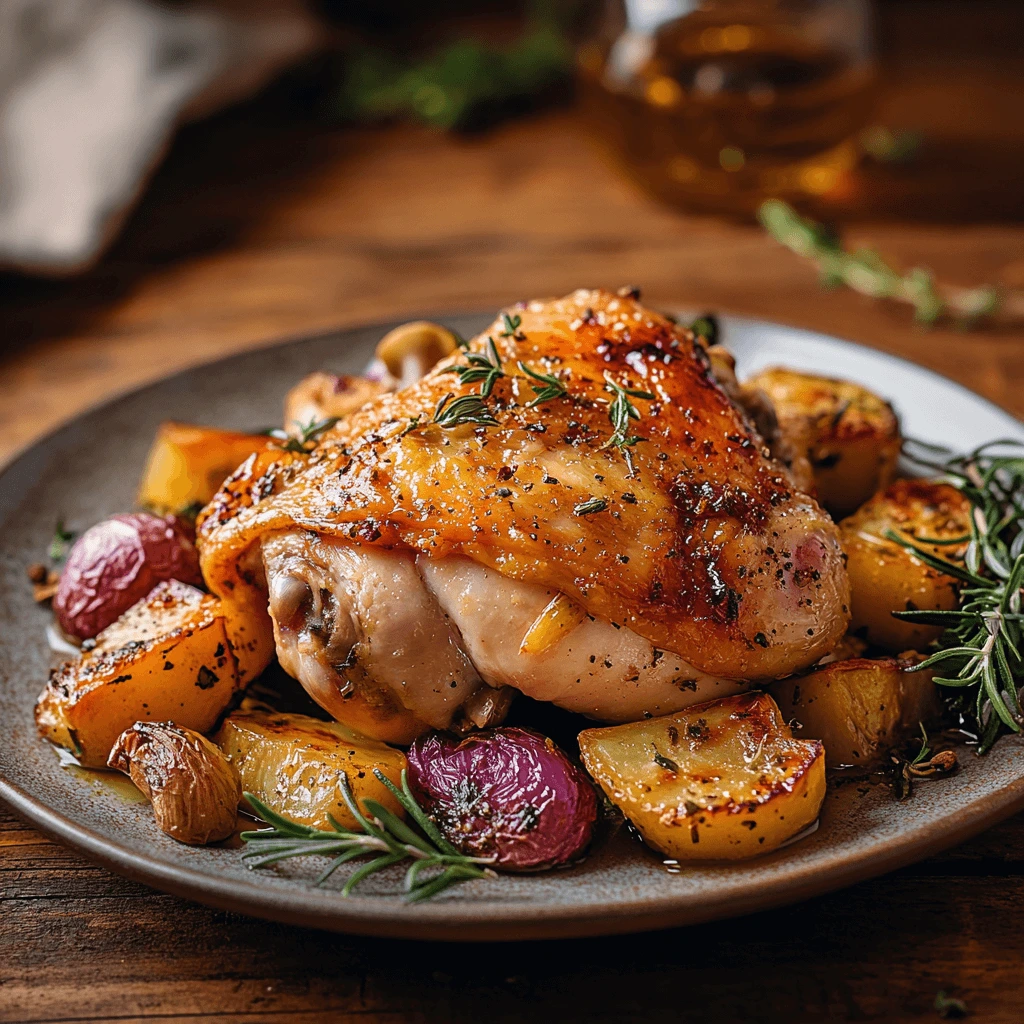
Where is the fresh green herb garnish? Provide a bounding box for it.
[500,312,525,339]
[518,361,567,407]
[890,722,957,801]
[449,336,505,398]
[241,769,495,902]
[759,199,1015,327]
[49,521,75,561]
[689,315,719,346]
[334,19,572,132]
[432,393,499,429]
[934,991,968,1019]
[177,501,205,524]
[601,371,655,476]
[399,415,422,438]
[270,416,340,454]
[573,497,608,516]
[893,439,1024,752]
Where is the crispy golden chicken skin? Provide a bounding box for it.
[198,290,849,735]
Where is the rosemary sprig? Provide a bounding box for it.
[241,769,496,901]
[432,392,499,429]
[759,199,1022,327]
[449,336,505,398]
[892,440,1024,752]
[601,371,654,476]
[518,360,567,407]
[269,416,340,453]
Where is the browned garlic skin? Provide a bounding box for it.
[108,722,241,845]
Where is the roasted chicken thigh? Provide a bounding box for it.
[198,289,850,741]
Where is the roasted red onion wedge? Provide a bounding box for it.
[407,728,598,871]
[54,512,202,639]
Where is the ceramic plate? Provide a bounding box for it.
[2,313,1023,941]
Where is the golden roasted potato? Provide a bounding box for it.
[283,373,387,434]
[749,367,901,517]
[35,581,241,767]
[138,421,269,518]
[108,722,242,844]
[771,656,940,767]
[579,692,825,861]
[840,479,970,652]
[215,710,407,830]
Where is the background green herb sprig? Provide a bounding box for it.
[759,200,1022,328]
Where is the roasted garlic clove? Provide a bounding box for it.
[108,722,241,845]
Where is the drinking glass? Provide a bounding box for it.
[578,0,877,216]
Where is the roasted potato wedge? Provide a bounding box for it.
[35,581,240,767]
[215,710,407,830]
[771,656,940,767]
[579,692,825,861]
[138,421,269,518]
[750,367,901,518]
[840,480,970,652]
[283,373,387,433]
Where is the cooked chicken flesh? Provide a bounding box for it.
[199,289,850,739]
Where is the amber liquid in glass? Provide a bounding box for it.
[580,14,875,214]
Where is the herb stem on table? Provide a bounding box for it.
[759,199,1024,327]
[241,769,495,901]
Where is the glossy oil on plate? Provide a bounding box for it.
[2,312,1023,941]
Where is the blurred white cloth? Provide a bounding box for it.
[0,0,323,274]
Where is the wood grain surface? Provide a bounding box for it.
[1,3,1022,1021]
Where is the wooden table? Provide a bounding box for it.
[2,3,1022,1021]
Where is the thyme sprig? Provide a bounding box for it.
[241,769,496,901]
[500,312,526,340]
[270,416,340,453]
[518,360,567,407]
[601,371,655,476]
[449,336,505,397]
[759,199,1023,327]
[892,439,1024,752]
[432,392,499,429]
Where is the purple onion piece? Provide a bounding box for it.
[407,727,598,871]
[54,513,203,639]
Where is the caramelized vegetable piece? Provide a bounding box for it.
[138,422,269,518]
[579,692,825,861]
[407,728,598,871]
[283,373,387,433]
[840,480,970,652]
[215,710,407,830]
[750,367,901,518]
[108,722,241,844]
[54,512,202,639]
[36,581,240,767]
[771,656,940,767]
